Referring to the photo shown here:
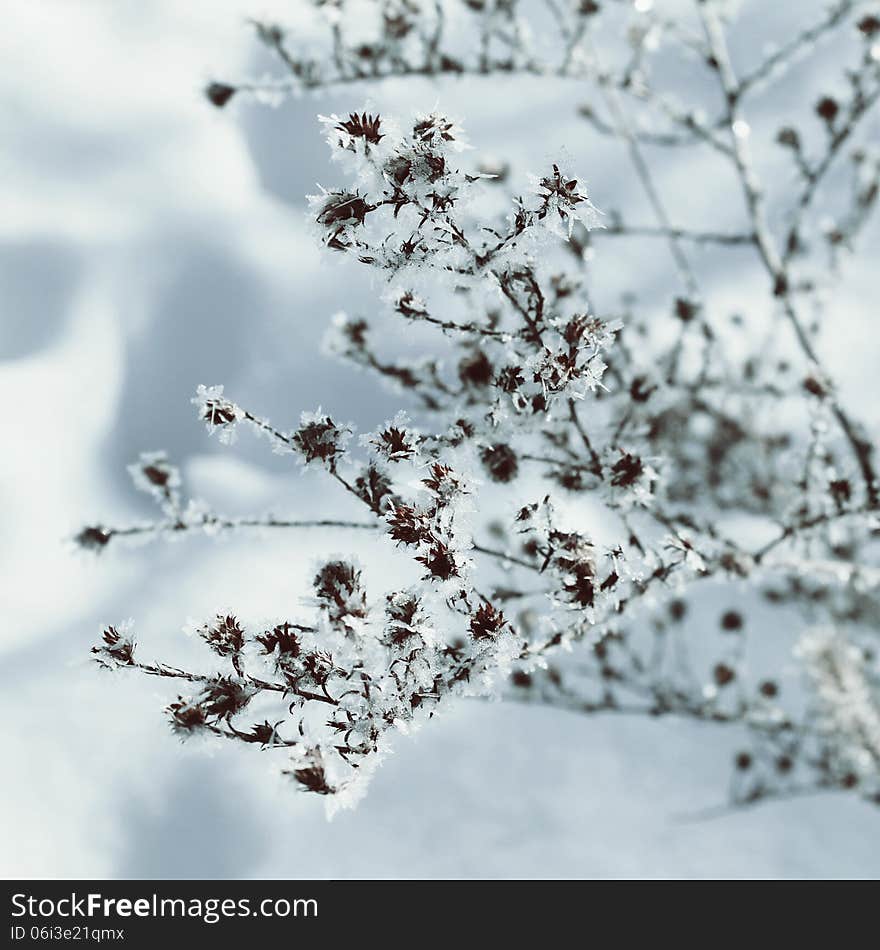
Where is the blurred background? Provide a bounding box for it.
[2,0,878,878]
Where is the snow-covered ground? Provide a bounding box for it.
[1,0,878,879]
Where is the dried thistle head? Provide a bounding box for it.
[469,603,508,641]
[92,625,135,666]
[199,615,245,657]
[336,111,383,144]
[293,412,349,466]
[480,443,519,483]
[76,526,112,551]
[205,82,236,108]
[313,560,368,629]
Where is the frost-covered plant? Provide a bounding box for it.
[82,0,880,814]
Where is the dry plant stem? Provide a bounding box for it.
[98,517,378,547]
[698,0,879,508]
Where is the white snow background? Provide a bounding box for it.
[1,0,878,878]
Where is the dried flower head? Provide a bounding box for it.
[336,111,383,144]
[293,411,350,466]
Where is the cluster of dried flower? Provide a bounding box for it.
[83,0,880,814]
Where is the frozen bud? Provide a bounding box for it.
[201,676,255,718]
[384,592,423,646]
[496,364,525,394]
[857,15,880,37]
[205,82,236,108]
[629,375,656,403]
[139,460,172,488]
[735,751,752,770]
[193,385,241,441]
[293,411,350,466]
[371,425,416,461]
[578,0,600,15]
[248,720,280,746]
[395,291,428,319]
[600,569,619,591]
[315,190,374,246]
[366,412,419,462]
[469,603,508,641]
[674,297,699,322]
[776,126,800,149]
[76,526,112,551]
[355,43,380,61]
[458,348,494,387]
[289,764,335,795]
[256,622,302,658]
[562,312,604,347]
[713,662,736,687]
[551,531,597,607]
[609,452,645,488]
[535,163,601,236]
[825,225,845,246]
[354,463,397,512]
[562,562,596,607]
[511,669,533,687]
[92,624,135,666]
[515,499,544,524]
[802,375,827,398]
[480,443,519,483]
[328,312,369,350]
[417,542,460,581]
[387,504,430,546]
[166,697,207,737]
[127,451,181,507]
[759,679,779,699]
[422,462,466,501]
[412,111,459,146]
[720,610,743,632]
[199,614,245,657]
[815,96,839,124]
[538,165,587,208]
[205,402,236,426]
[775,754,793,774]
[313,560,367,629]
